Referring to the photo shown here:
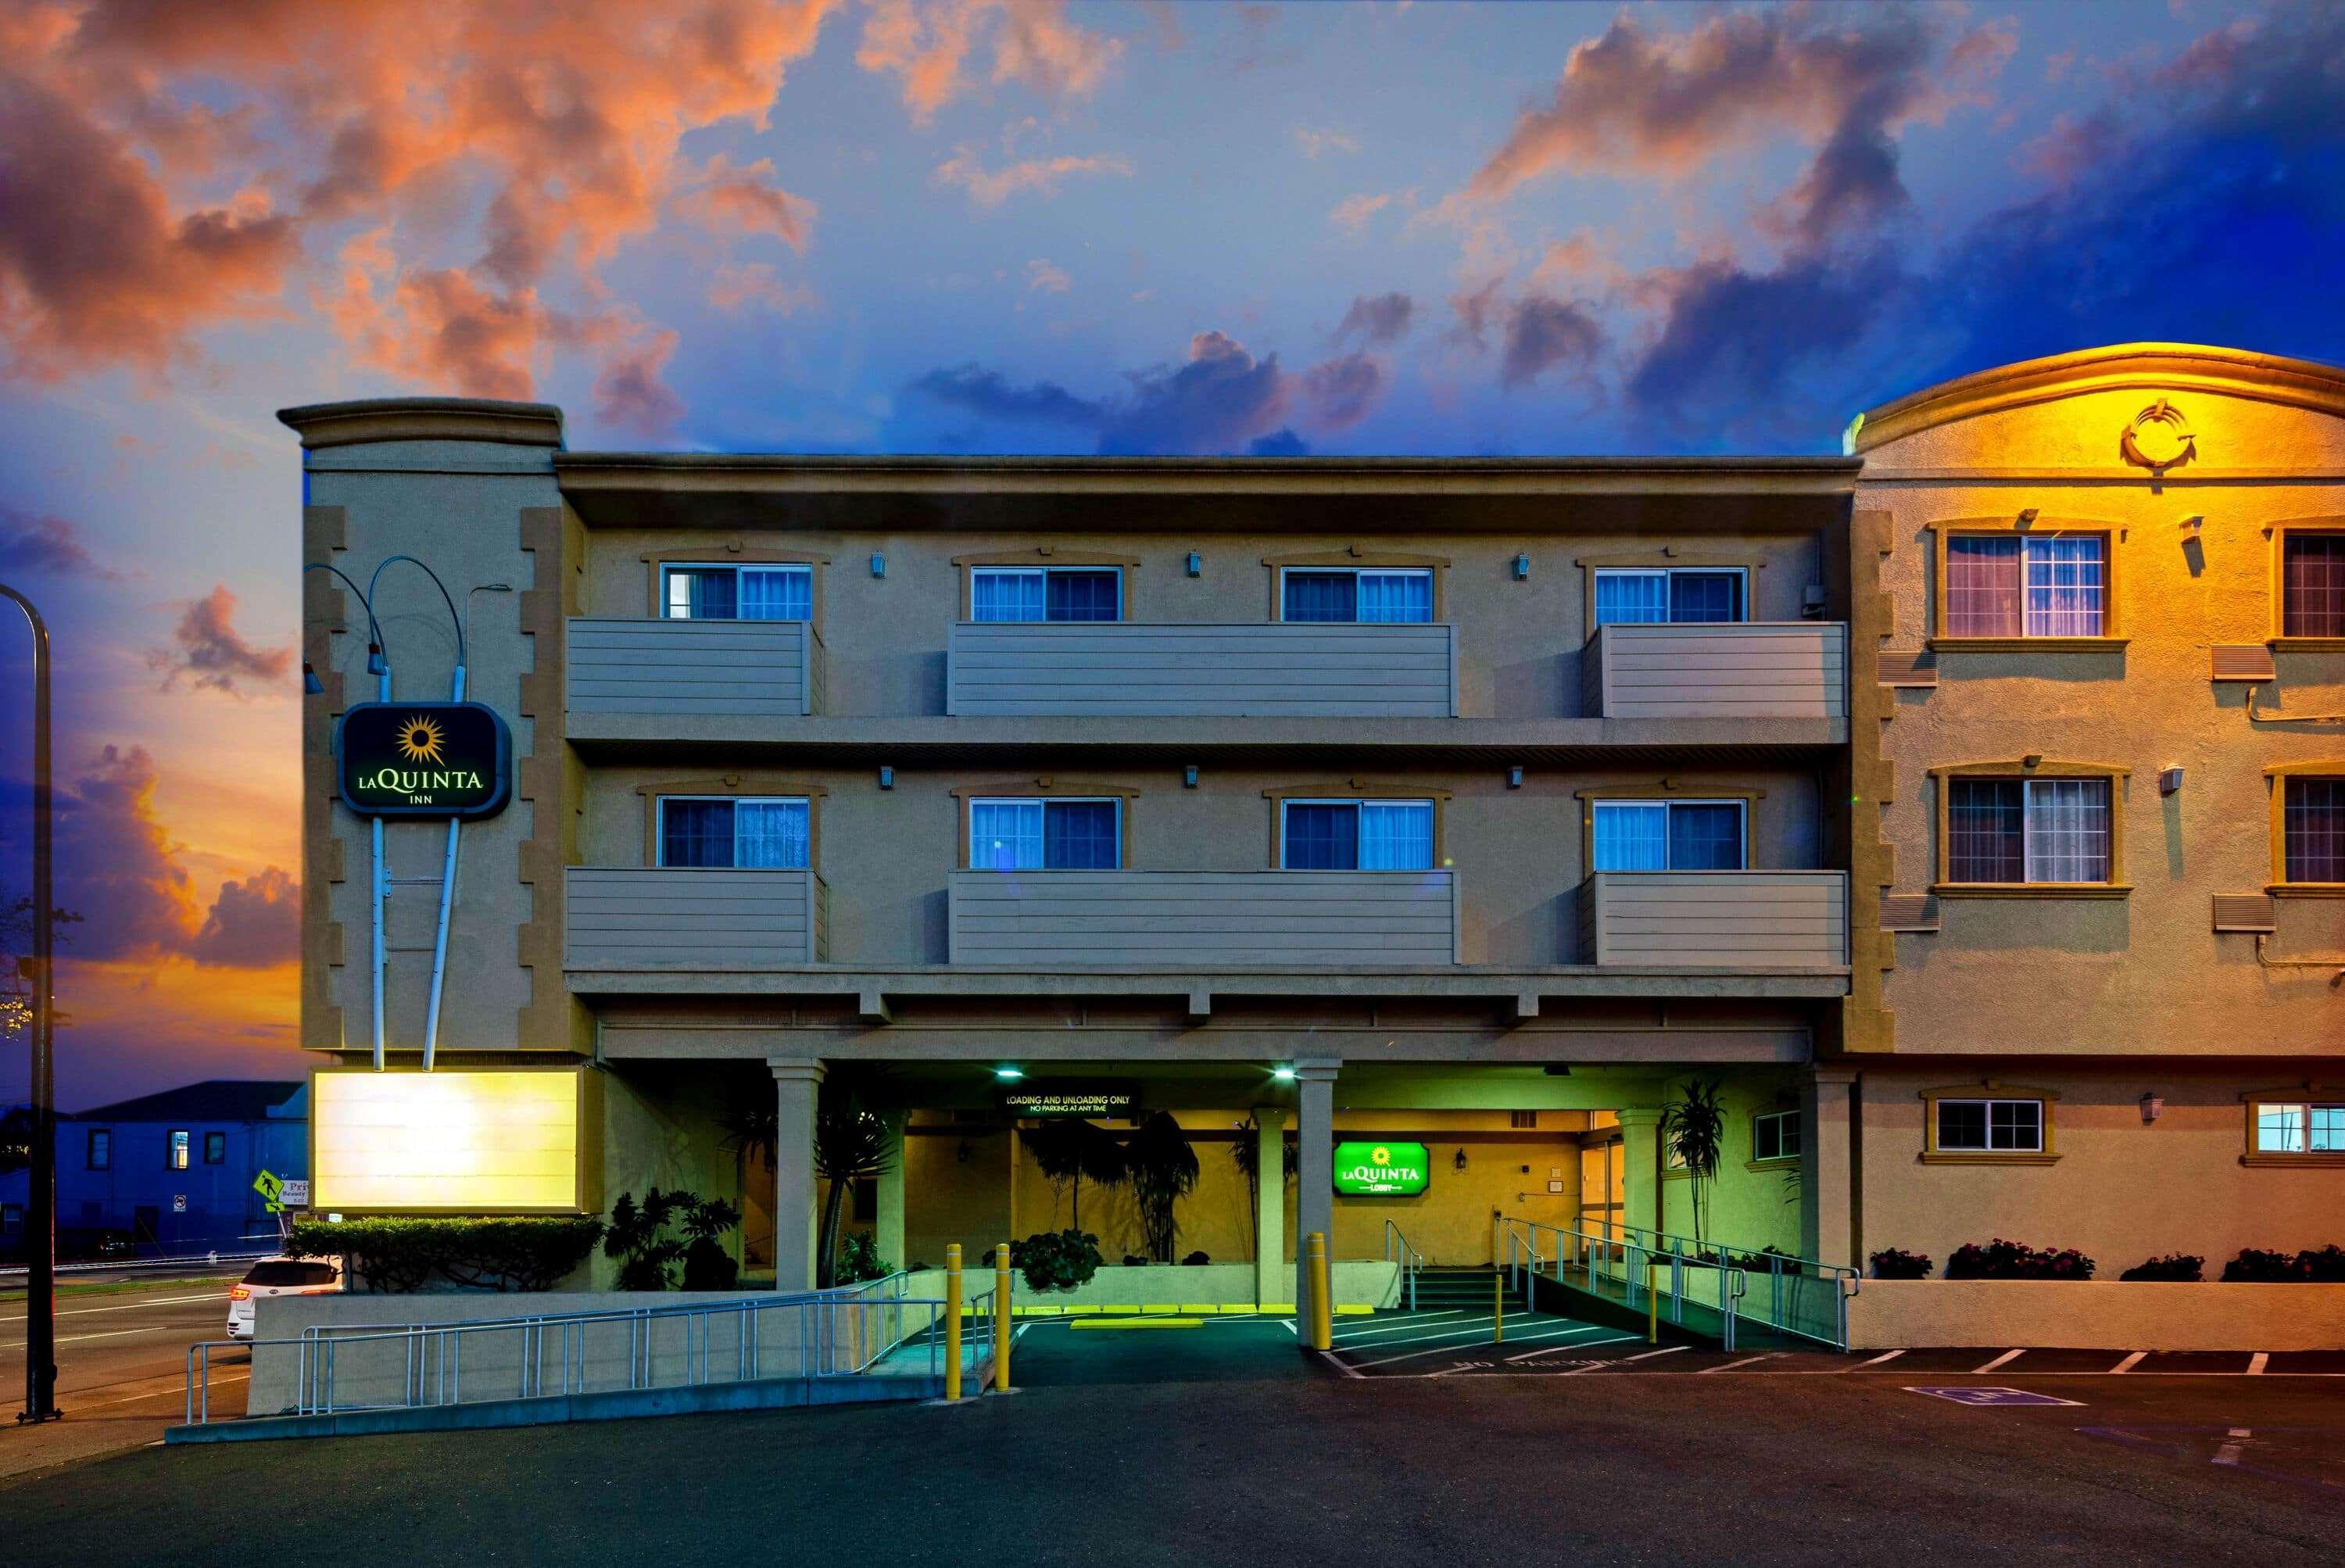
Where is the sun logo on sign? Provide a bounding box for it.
[395,714,447,764]
[2119,398,2196,478]
[1370,1145,1391,1165]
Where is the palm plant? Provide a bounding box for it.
[1123,1111,1198,1263]
[1022,1117,1129,1231]
[1660,1078,1727,1250]
[811,1072,896,1288]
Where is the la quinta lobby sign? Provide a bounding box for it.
[1332,1140,1430,1196]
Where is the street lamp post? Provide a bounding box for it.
[2,581,57,1424]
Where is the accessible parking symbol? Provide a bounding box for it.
[1905,1387,2084,1407]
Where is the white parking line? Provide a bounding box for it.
[1849,1349,1903,1369]
[2110,1351,2146,1373]
[1972,1348,2025,1373]
[2247,1352,2268,1375]
[1559,1344,1683,1373]
[1318,1350,1363,1380]
[1348,1326,1599,1372]
[1330,1310,1477,1342]
[1699,1354,1780,1373]
[1498,1325,1616,1362]
[1507,1332,1640,1363]
[1333,1318,1503,1355]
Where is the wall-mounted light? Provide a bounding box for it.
[1187,551,1202,577]
[1802,584,1829,620]
[302,661,324,696]
[2017,508,2039,527]
[1271,1065,1296,1083]
[2159,766,2185,796]
[2139,1093,2164,1124]
[1183,765,1199,789]
[869,551,886,578]
[1452,1148,1469,1172]
[2179,514,2204,534]
[1513,553,1531,581]
[994,1065,1024,1082]
[1506,765,1523,789]
[878,766,894,789]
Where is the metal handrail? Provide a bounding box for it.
[1383,1220,1425,1310]
[1499,1215,1858,1350]
[192,1290,962,1427]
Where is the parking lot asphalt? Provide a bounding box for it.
[2,1352,2337,1565]
[0,1275,242,1482]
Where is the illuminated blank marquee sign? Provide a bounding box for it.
[1332,1140,1430,1196]
[334,701,511,820]
[311,1069,590,1212]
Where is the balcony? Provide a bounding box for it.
[564,868,828,968]
[1578,871,1848,968]
[947,621,1456,718]
[567,617,823,718]
[1584,622,1846,720]
[947,869,1461,967]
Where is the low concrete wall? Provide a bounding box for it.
[899,1259,1399,1311]
[1847,1280,2345,1351]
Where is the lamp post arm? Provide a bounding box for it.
[367,553,465,675]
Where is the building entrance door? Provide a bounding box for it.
[132,1204,159,1252]
[1577,1136,1624,1241]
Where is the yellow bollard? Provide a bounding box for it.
[944,1244,963,1401]
[993,1241,1013,1391]
[1647,1263,1660,1344]
[1494,1267,1504,1344]
[1305,1231,1334,1351]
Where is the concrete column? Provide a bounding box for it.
[1292,1060,1339,1314]
[768,1058,825,1293]
[1614,1108,1664,1241]
[874,1109,907,1273]
[1803,1069,1858,1269]
[1252,1107,1287,1306]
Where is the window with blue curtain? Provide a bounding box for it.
[1283,568,1432,624]
[969,799,1120,869]
[1669,571,1743,623]
[664,567,736,619]
[1281,570,1357,623]
[1283,800,1433,869]
[1358,801,1434,868]
[972,567,1121,622]
[1358,571,1433,623]
[660,797,810,868]
[1593,569,1746,628]
[1592,800,1744,871]
[664,565,810,620]
[738,567,813,621]
[1593,572,1669,628]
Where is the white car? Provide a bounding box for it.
[227,1256,342,1340]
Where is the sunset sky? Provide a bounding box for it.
[1,0,2340,1108]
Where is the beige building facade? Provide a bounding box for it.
[287,342,2343,1335]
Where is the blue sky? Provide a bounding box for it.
[0,0,2340,1102]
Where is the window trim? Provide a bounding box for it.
[2264,762,2345,896]
[1262,550,1449,622]
[1924,517,2127,651]
[961,793,1126,872]
[87,1128,110,1172]
[167,1129,190,1172]
[1919,1082,2060,1165]
[647,555,822,622]
[1573,784,1764,877]
[1583,796,1752,875]
[1588,565,1752,632]
[653,793,817,872]
[952,550,1144,619]
[963,563,1128,624]
[1262,780,1451,869]
[2268,517,2345,649]
[1574,553,1763,639]
[949,779,1139,870]
[636,779,828,871]
[2239,1085,2345,1168]
[1928,760,2131,897]
[1749,1108,1802,1167]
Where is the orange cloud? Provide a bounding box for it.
[858,0,1121,125]
[675,155,818,249]
[934,149,1132,206]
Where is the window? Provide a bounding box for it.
[1590,800,1746,872]
[2282,534,2345,638]
[1943,533,2105,638]
[1946,778,2110,884]
[1280,800,1434,870]
[658,797,811,869]
[167,1129,189,1171]
[1752,1109,1803,1163]
[1935,1097,2044,1153]
[1,1205,20,1236]
[968,798,1121,871]
[970,567,1122,622]
[1280,567,1433,624]
[661,563,812,621]
[1509,1110,1538,1130]
[203,1131,227,1165]
[87,1129,110,1171]
[2254,1102,2345,1154]
[1591,568,1746,628]
[2282,777,2345,884]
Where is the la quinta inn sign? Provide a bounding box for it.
[1331,1140,1430,1196]
[334,701,512,820]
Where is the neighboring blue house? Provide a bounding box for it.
[1,1080,307,1260]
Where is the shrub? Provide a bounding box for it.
[602,1189,741,1292]
[1946,1238,2096,1280]
[834,1232,894,1285]
[1122,1253,1148,1267]
[1868,1248,1932,1280]
[2118,1253,2204,1282]
[285,1216,604,1293]
[1181,1250,1210,1266]
[2222,1246,2345,1283]
[1011,1230,1103,1293]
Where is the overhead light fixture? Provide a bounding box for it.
[1271,1065,1296,1083]
[1186,551,1202,577]
[993,1066,1024,1081]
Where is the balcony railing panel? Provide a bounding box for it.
[1578,871,1848,967]
[567,618,821,718]
[948,869,1461,967]
[1584,622,1846,720]
[564,868,825,968]
[947,621,1456,718]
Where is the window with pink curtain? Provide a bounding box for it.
[2283,535,2345,637]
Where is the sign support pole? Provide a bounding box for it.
[369,660,388,1071]
[3,582,59,1423]
[421,660,467,1071]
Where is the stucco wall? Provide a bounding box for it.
[1848,1279,2345,1351]
[1659,1069,1806,1255]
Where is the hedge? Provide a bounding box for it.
[287,1216,606,1293]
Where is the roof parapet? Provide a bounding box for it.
[277,397,565,450]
